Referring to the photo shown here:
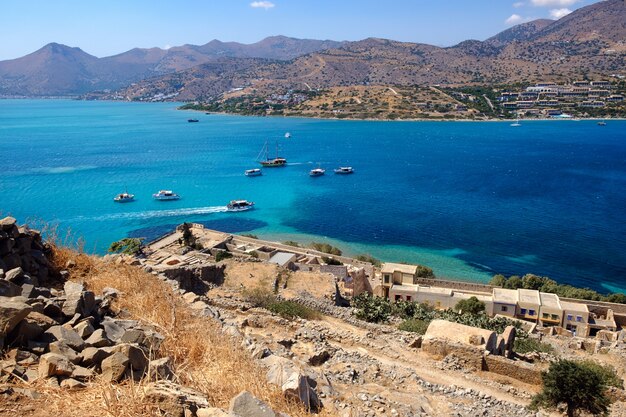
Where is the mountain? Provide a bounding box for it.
[485,19,554,48]
[1,0,625,98]
[0,36,344,96]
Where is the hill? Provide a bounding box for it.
[115,0,626,103]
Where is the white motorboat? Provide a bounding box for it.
[245,168,263,177]
[152,190,180,200]
[334,167,354,174]
[227,200,255,212]
[310,168,325,177]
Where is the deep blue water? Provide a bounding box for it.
[1,99,625,293]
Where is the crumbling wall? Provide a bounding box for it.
[421,338,485,371]
[161,264,226,294]
[483,355,544,385]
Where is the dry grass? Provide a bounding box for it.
[5,245,337,417]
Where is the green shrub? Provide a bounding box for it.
[415,265,435,278]
[514,337,555,354]
[355,254,381,267]
[215,251,233,262]
[398,319,431,335]
[241,233,258,239]
[267,300,321,320]
[242,285,276,308]
[322,256,342,266]
[283,240,300,247]
[579,360,623,389]
[454,296,486,315]
[351,293,392,323]
[310,242,342,256]
[108,238,144,255]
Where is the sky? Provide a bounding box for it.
[0,0,602,60]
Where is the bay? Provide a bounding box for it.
[1,99,625,293]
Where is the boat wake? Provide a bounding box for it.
[77,206,228,222]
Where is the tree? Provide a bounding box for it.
[505,275,523,289]
[180,223,195,247]
[351,293,392,323]
[532,360,612,417]
[455,296,486,315]
[522,274,544,290]
[490,274,506,287]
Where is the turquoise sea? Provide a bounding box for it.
[1,99,625,293]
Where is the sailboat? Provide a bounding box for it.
[510,118,521,127]
[257,141,287,167]
[285,132,292,138]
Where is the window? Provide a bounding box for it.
[501,306,508,312]
[394,295,402,301]
[576,316,583,322]
[406,296,412,302]
[529,309,536,316]
[383,274,390,284]
[520,308,527,315]
[551,314,559,321]
[567,314,573,321]
[542,313,549,319]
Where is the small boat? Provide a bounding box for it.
[285,132,291,138]
[188,119,199,123]
[227,200,255,212]
[153,190,180,201]
[113,192,135,203]
[310,168,325,177]
[510,119,521,127]
[257,141,287,167]
[334,167,354,175]
[598,121,607,126]
[245,168,263,177]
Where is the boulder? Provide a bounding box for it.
[502,326,517,350]
[144,381,210,415]
[43,301,63,319]
[0,296,32,338]
[49,341,82,364]
[282,372,321,412]
[229,391,276,417]
[62,281,85,317]
[5,267,24,284]
[70,365,95,380]
[0,217,17,231]
[111,343,148,373]
[38,353,75,378]
[0,280,22,297]
[84,328,112,348]
[80,346,113,368]
[44,325,85,351]
[74,320,95,339]
[148,356,174,381]
[197,408,232,417]
[101,352,129,382]
[60,378,86,390]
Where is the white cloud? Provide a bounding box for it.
[513,2,525,8]
[250,1,275,9]
[530,0,579,6]
[549,7,573,18]
[505,14,525,25]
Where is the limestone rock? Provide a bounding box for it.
[71,365,95,380]
[62,281,84,317]
[101,352,129,382]
[307,349,331,366]
[38,353,75,378]
[148,356,174,381]
[84,328,112,348]
[5,267,24,284]
[111,343,148,373]
[0,217,17,231]
[282,372,321,412]
[197,408,232,417]
[0,296,32,337]
[0,280,22,297]
[144,380,210,415]
[49,341,81,364]
[80,346,113,367]
[229,391,276,417]
[74,320,95,339]
[60,378,86,390]
[44,325,85,351]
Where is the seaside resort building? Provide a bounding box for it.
[380,263,618,337]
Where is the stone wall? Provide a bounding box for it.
[424,319,498,353]
[483,354,544,385]
[421,338,485,371]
